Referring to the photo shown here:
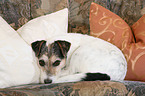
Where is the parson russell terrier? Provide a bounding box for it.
[31,33,127,84]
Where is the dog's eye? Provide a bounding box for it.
[39,60,45,66]
[53,60,61,66]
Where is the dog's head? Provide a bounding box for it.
[31,40,71,84]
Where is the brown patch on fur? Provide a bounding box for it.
[31,40,47,58]
[56,41,65,57]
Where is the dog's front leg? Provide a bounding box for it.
[52,73,86,83]
[52,72,111,83]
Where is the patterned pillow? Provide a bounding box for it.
[89,2,133,50]
[125,15,145,81]
[89,2,145,81]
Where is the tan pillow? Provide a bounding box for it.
[0,16,39,88]
[17,8,68,45]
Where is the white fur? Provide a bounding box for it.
[46,33,127,83]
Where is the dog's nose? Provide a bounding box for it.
[44,79,52,84]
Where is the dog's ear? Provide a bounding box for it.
[31,40,47,58]
[52,40,71,58]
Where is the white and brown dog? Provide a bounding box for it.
[31,33,127,84]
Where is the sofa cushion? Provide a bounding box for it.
[89,2,145,81]
[0,16,39,88]
[1,81,145,96]
[17,8,68,45]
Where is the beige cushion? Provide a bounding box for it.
[17,8,68,45]
[0,16,40,88]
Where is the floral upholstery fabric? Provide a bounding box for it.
[0,0,145,31]
[68,0,145,34]
[0,81,145,96]
[0,0,67,29]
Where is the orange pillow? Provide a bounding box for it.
[126,15,145,81]
[89,2,134,50]
[90,2,145,81]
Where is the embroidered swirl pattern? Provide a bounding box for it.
[90,2,145,81]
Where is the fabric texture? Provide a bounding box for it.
[125,15,145,81]
[17,8,68,45]
[0,0,68,30]
[1,81,145,96]
[0,16,39,88]
[89,2,133,49]
[68,0,145,34]
[89,2,145,81]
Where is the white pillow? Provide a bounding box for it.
[17,8,68,45]
[0,16,40,88]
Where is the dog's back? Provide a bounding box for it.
[69,40,127,81]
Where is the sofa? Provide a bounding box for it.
[0,0,145,95]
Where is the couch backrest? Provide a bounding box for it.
[0,0,145,34]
